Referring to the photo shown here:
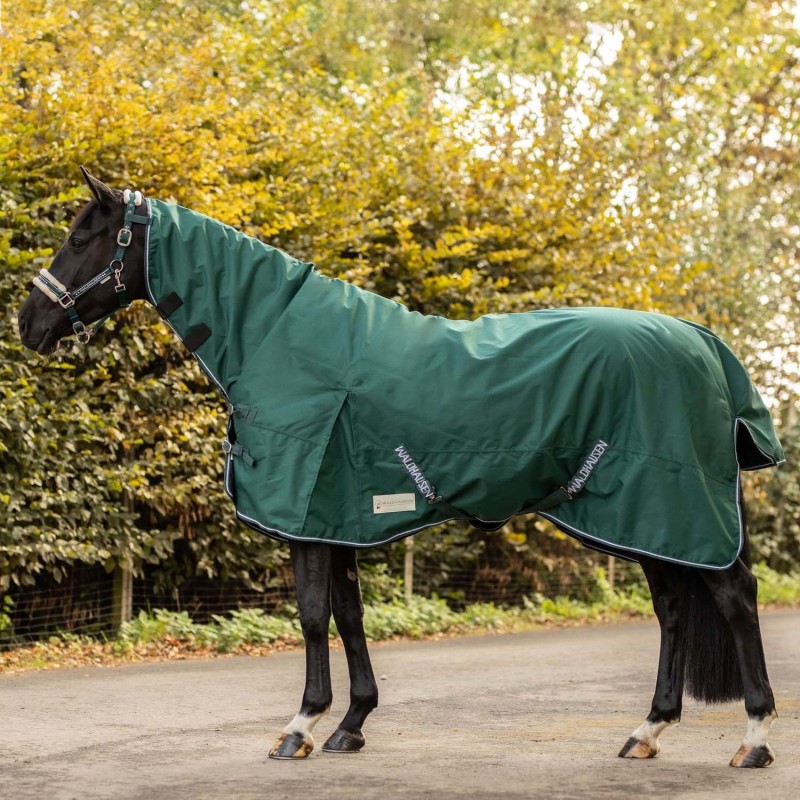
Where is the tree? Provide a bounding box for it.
[1,0,797,593]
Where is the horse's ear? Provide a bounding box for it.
[79,166,121,209]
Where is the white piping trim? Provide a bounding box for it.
[224,415,768,562]
[539,508,738,571]
[224,421,767,563]
[539,415,783,571]
[222,439,460,547]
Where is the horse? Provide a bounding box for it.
[17,168,782,767]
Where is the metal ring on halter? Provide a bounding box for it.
[73,320,91,344]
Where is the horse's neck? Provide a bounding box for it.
[149,200,314,381]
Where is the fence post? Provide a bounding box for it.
[607,555,616,590]
[404,536,414,601]
[111,566,133,631]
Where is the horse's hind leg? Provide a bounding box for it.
[620,556,689,759]
[269,542,333,759]
[700,559,777,767]
[323,546,379,753]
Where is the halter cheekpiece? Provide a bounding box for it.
[32,190,151,344]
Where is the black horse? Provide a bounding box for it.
[17,170,778,767]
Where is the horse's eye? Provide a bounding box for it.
[69,235,85,250]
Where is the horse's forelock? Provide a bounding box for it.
[69,200,100,232]
[70,186,126,232]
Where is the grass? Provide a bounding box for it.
[1,563,797,674]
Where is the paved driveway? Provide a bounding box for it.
[2,610,798,799]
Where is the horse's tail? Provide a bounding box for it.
[683,491,748,703]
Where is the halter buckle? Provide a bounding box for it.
[58,293,75,309]
[116,228,133,247]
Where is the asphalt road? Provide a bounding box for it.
[2,610,798,800]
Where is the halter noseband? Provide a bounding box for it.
[32,190,151,344]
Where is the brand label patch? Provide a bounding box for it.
[373,493,416,514]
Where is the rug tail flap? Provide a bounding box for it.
[682,319,785,469]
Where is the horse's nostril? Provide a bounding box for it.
[18,315,28,336]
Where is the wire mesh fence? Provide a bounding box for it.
[4,564,118,641]
[1,550,644,648]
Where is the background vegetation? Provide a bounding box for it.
[1,1,798,612]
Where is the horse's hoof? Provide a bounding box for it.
[322,728,366,753]
[730,743,775,768]
[618,736,659,759]
[269,732,314,759]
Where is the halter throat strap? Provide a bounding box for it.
[32,191,151,344]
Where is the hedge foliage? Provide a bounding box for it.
[1,0,798,592]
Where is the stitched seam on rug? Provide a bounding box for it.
[605,446,737,489]
[236,419,325,448]
[359,444,737,490]
[348,396,365,540]
[300,392,350,532]
[356,445,590,454]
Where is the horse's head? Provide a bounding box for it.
[18,168,150,355]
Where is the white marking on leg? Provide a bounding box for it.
[730,710,777,767]
[283,709,329,738]
[742,710,777,749]
[269,709,330,759]
[629,718,678,754]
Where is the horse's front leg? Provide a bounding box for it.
[620,557,688,759]
[323,546,379,753]
[269,542,333,759]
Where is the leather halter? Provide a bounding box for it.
[32,190,150,344]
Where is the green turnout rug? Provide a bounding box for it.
[144,200,785,568]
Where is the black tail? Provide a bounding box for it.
[684,572,744,702]
[683,491,749,703]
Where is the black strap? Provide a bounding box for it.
[156,291,183,318]
[228,403,259,423]
[183,323,211,352]
[222,438,254,467]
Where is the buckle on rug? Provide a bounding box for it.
[226,403,259,423]
[222,438,254,467]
